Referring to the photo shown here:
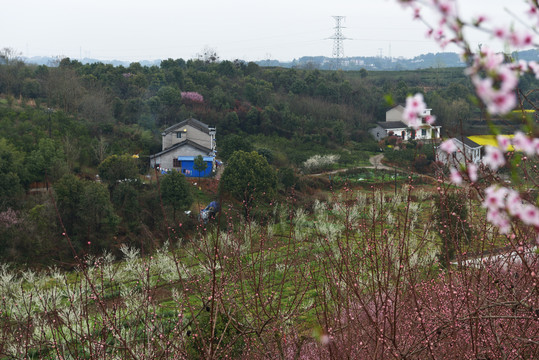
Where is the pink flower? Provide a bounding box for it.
[486,208,511,234]
[449,167,463,185]
[482,48,504,70]
[403,108,421,128]
[424,114,436,125]
[493,27,507,40]
[497,66,518,93]
[413,6,421,19]
[403,93,427,129]
[533,138,539,156]
[508,30,534,48]
[471,76,494,99]
[436,0,456,17]
[483,185,507,210]
[512,131,535,155]
[496,135,511,152]
[473,15,487,26]
[505,190,522,216]
[511,60,528,72]
[482,146,506,170]
[406,93,426,113]
[467,163,478,182]
[469,51,519,115]
[528,61,539,79]
[519,204,539,227]
[440,139,457,154]
[488,91,517,114]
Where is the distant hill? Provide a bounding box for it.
[258,49,538,71]
[22,56,162,67]
[256,52,465,71]
[19,49,538,71]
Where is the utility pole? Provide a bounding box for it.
[328,16,349,70]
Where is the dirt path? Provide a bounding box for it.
[214,163,225,180]
[368,154,394,171]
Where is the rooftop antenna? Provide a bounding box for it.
[328,16,349,70]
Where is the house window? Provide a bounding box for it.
[173,159,181,168]
[421,129,427,137]
[176,132,182,138]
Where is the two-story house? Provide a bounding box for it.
[150,118,216,177]
[370,104,441,142]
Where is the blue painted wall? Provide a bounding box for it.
[177,156,214,177]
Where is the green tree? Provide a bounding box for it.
[98,154,139,189]
[112,181,141,232]
[359,68,368,78]
[333,120,346,144]
[256,148,274,164]
[434,191,471,268]
[156,85,183,126]
[28,138,67,185]
[218,134,252,162]
[54,174,118,250]
[160,171,193,221]
[219,151,277,217]
[193,155,208,179]
[54,174,85,237]
[244,76,272,106]
[79,181,119,247]
[278,167,296,189]
[222,111,240,134]
[0,139,25,210]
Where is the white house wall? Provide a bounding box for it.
[437,140,482,166]
[386,106,405,122]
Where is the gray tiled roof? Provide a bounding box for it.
[162,118,210,135]
[460,137,482,149]
[150,139,212,159]
[377,121,408,129]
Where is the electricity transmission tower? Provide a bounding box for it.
[328,16,349,70]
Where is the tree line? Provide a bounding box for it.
[1,47,537,264]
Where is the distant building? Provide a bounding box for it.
[150,118,216,177]
[370,104,441,142]
[436,137,482,165]
[436,135,515,166]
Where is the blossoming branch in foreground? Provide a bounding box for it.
[482,146,506,171]
[402,93,427,129]
[439,139,457,154]
[483,185,539,233]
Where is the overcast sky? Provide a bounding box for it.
[1,0,532,62]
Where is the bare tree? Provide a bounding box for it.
[92,135,109,164]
